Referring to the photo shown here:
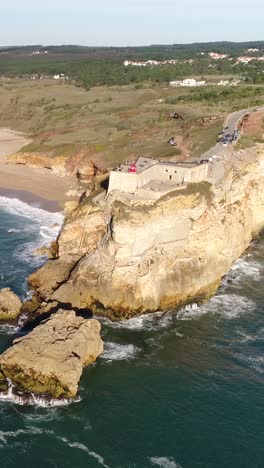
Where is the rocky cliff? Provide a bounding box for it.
[0,310,103,399]
[9,151,102,182]
[0,288,22,323]
[24,146,264,319]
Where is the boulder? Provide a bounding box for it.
[0,288,22,323]
[0,310,103,399]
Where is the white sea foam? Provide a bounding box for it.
[59,437,111,468]
[235,328,264,343]
[222,257,262,290]
[1,196,62,262]
[0,431,7,445]
[149,456,183,468]
[23,409,60,424]
[101,342,140,361]
[100,311,173,332]
[0,426,53,446]
[0,381,80,407]
[177,294,256,321]
[0,323,19,335]
[234,353,264,374]
[0,196,64,267]
[0,196,63,226]
[7,228,21,233]
[101,291,255,330]
[235,330,257,343]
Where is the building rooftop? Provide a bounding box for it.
[136,156,157,172]
[114,156,200,174]
[140,179,181,192]
[159,161,198,168]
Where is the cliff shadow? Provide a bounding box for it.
[18,302,93,336]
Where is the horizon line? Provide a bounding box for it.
[1,39,264,49]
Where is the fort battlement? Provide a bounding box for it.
[107,156,224,199]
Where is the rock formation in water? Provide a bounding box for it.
[0,310,103,398]
[0,288,22,323]
[22,146,264,319]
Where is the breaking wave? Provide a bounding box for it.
[0,391,80,407]
[149,456,183,468]
[100,311,173,332]
[0,378,80,407]
[0,196,63,226]
[101,342,140,361]
[0,426,54,446]
[233,352,264,374]
[58,437,111,468]
[0,196,63,270]
[222,256,262,289]
[178,294,256,320]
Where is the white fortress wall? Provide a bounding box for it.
[185,164,210,182]
[137,165,183,186]
[108,161,213,196]
[208,162,225,183]
[108,171,138,194]
[137,163,210,186]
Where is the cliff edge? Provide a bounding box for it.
[24,146,264,319]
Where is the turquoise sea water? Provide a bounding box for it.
[0,196,263,468]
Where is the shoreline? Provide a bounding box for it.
[0,127,77,212]
[0,163,76,211]
[0,187,62,213]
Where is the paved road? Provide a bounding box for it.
[200,106,264,161]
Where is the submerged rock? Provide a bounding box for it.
[0,288,22,323]
[0,310,103,399]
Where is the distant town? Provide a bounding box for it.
[124,48,264,67]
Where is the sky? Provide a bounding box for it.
[0,0,263,46]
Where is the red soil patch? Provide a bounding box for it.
[242,110,264,137]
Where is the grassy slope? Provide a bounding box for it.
[0,79,264,168]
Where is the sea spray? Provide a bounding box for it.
[0,378,80,407]
[0,195,63,297]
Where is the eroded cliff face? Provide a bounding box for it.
[9,151,102,181]
[25,146,264,319]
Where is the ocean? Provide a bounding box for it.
[0,195,263,468]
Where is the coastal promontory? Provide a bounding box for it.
[24,143,264,319]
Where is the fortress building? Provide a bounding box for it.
[107,156,224,200]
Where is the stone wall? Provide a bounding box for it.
[107,162,211,195]
[108,171,138,194]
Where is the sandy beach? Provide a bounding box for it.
[0,128,31,157]
[0,128,76,211]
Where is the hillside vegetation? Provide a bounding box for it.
[1,78,264,168]
[1,41,264,89]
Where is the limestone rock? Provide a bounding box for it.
[78,160,98,182]
[8,152,67,176]
[28,257,78,297]
[64,200,79,214]
[25,145,264,319]
[0,310,103,399]
[0,288,22,323]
